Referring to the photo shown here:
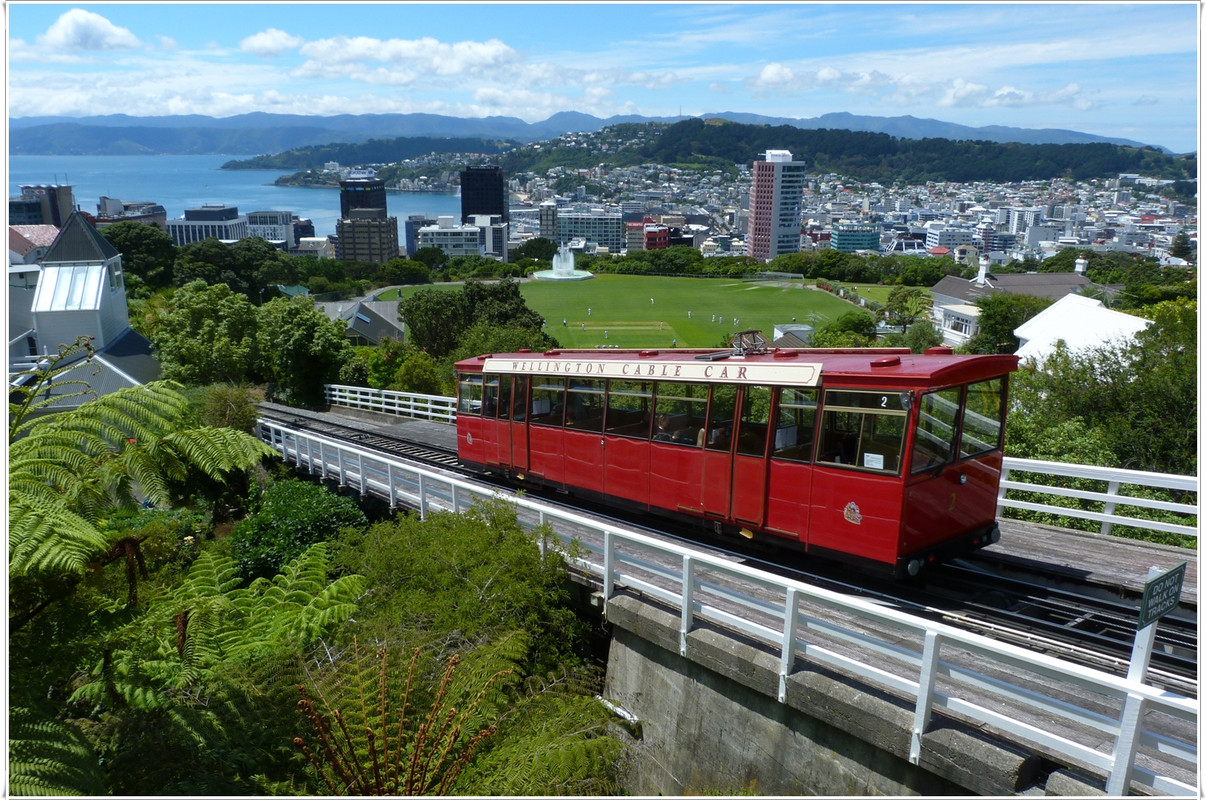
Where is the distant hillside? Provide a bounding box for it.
[221,137,514,170]
[8,110,1177,156]
[634,119,1195,184]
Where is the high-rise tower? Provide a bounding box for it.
[335,171,398,264]
[460,166,508,224]
[748,150,807,263]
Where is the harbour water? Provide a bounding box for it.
[8,154,461,238]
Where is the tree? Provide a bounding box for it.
[962,293,1052,354]
[880,286,931,331]
[230,236,299,295]
[1169,230,1194,262]
[411,245,449,269]
[381,257,431,285]
[399,287,467,359]
[173,238,243,292]
[257,296,353,406]
[148,280,260,385]
[99,221,176,296]
[512,237,557,261]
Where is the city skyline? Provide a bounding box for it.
[5,2,1200,154]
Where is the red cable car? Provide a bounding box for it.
[455,333,1019,578]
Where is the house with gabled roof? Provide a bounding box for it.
[928,256,1108,349]
[9,210,161,407]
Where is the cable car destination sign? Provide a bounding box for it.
[482,356,823,387]
[1137,561,1187,630]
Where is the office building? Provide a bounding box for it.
[404,214,439,256]
[748,150,807,262]
[335,171,398,264]
[340,173,387,220]
[10,184,76,227]
[460,166,508,223]
[830,223,881,253]
[335,217,400,264]
[166,204,249,246]
[538,201,558,242]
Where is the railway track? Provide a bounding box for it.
[260,407,1198,696]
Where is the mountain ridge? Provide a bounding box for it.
[9,110,1177,156]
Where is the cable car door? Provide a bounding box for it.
[700,385,736,518]
[494,375,513,467]
[509,375,530,473]
[730,385,772,527]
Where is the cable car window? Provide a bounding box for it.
[565,379,605,432]
[960,378,1006,457]
[605,380,653,438]
[704,384,737,451]
[652,382,706,446]
[530,378,565,427]
[511,376,530,421]
[481,376,500,418]
[736,385,773,457]
[817,390,908,474]
[772,387,817,463]
[910,387,961,473]
[458,373,483,415]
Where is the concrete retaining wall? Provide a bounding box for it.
[601,593,1107,796]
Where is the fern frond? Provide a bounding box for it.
[8,705,107,797]
[8,497,108,576]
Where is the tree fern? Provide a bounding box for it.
[8,705,107,797]
[9,369,274,582]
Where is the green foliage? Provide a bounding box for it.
[883,320,944,352]
[400,277,551,360]
[511,237,558,261]
[381,257,431,285]
[635,118,1196,183]
[229,480,368,580]
[66,544,364,795]
[9,370,273,582]
[224,135,513,172]
[879,285,932,330]
[99,221,176,296]
[331,500,588,675]
[9,705,108,796]
[257,296,354,406]
[812,309,878,347]
[1169,230,1194,262]
[149,280,260,385]
[963,293,1052,354]
[1007,301,1196,475]
[195,383,266,434]
[410,245,449,269]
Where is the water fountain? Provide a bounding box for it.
[533,243,594,281]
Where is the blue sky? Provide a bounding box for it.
[6,2,1200,153]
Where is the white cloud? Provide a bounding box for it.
[37,9,141,52]
[752,63,796,92]
[240,28,304,57]
[297,35,518,77]
[938,78,989,107]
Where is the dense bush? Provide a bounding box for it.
[228,480,367,580]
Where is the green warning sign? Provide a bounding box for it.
[1137,562,1187,630]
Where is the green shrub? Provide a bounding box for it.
[229,480,367,580]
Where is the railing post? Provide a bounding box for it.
[778,587,799,702]
[1101,479,1120,536]
[680,554,695,656]
[1106,692,1148,796]
[417,473,427,520]
[602,532,615,607]
[336,446,345,486]
[910,629,942,765]
[387,462,397,510]
[358,452,366,496]
[997,462,1011,504]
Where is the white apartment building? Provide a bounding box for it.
[556,207,625,252]
[418,216,483,259]
[166,204,249,246]
[924,221,976,251]
[748,149,807,262]
[246,210,296,249]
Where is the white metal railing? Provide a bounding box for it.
[323,387,1199,539]
[324,384,457,423]
[999,458,1199,539]
[258,417,1197,796]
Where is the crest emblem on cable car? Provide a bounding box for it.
[843,502,863,525]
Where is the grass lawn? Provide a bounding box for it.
[390,275,864,349]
